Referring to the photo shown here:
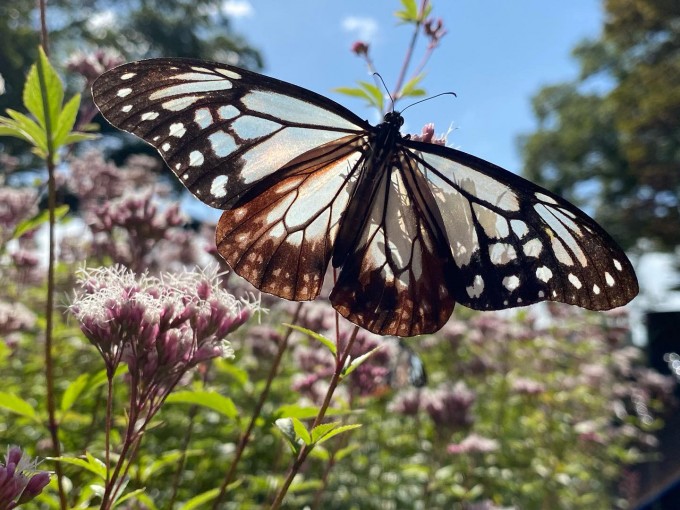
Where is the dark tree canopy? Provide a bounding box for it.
[520,0,680,250]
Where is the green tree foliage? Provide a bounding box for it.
[520,0,680,250]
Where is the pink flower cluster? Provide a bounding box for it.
[0,447,50,510]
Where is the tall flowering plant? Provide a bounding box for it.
[69,265,253,509]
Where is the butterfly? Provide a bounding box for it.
[91,58,639,337]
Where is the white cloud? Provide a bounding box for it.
[341,16,379,42]
[221,0,254,19]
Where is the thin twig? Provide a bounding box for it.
[211,302,304,509]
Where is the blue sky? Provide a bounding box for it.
[224,0,604,173]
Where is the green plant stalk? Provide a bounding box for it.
[269,325,360,510]
[212,302,304,509]
[391,0,428,104]
[36,40,67,509]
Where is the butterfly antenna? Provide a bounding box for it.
[400,91,457,114]
[373,72,395,112]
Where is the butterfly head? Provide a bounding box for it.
[383,111,405,129]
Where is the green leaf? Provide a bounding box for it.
[315,424,362,445]
[53,93,81,147]
[62,131,98,145]
[311,422,339,443]
[275,404,353,420]
[358,81,385,111]
[335,444,359,461]
[0,392,38,420]
[165,390,239,419]
[275,418,301,455]
[13,205,69,239]
[343,345,384,378]
[24,46,64,134]
[283,324,336,355]
[395,0,418,22]
[114,488,149,508]
[1,110,47,152]
[60,373,90,412]
[53,453,107,479]
[399,73,427,98]
[292,417,312,445]
[180,489,220,510]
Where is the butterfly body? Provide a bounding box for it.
[92,58,639,337]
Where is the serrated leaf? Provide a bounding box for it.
[283,323,336,355]
[0,392,38,420]
[60,373,90,412]
[315,424,362,445]
[311,422,339,443]
[292,417,312,445]
[343,345,384,378]
[13,205,69,239]
[53,454,106,479]
[165,390,238,419]
[53,93,81,147]
[3,110,47,151]
[24,47,64,134]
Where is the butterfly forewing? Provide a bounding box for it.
[404,140,639,311]
[92,57,639,337]
[92,58,369,209]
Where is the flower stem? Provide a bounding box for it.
[269,325,360,510]
[211,302,304,509]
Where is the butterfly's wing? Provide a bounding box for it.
[93,58,372,302]
[92,58,369,210]
[398,138,639,312]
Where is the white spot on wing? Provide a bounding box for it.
[232,115,282,139]
[141,111,159,121]
[162,95,200,111]
[511,220,529,238]
[120,72,136,80]
[536,192,558,205]
[613,259,623,271]
[216,68,242,79]
[489,243,517,265]
[210,175,229,198]
[149,80,232,99]
[169,123,186,138]
[593,284,601,295]
[568,273,582,289]
[121,105,132,113]
[117,88,132,97]
[218,105,239,119]
[503,275,520,292]
[522,238,542,258]
[536,266,553,283]
[605,272,615,286]
[189,150,204,167]
[194,108,213,129]
[550,236,573,266]
[208,130,237,157]
[466,275,484,298]
[161,142,171,152]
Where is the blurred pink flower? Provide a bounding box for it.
[0,446,50,509]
